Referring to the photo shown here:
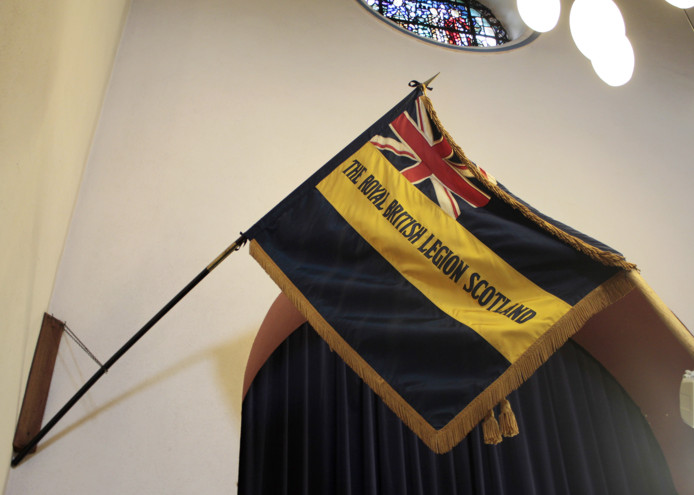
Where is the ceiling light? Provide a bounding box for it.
[570,0,626,60]
[590,35,635,86]
[664,0,694,9]
[517,0,561,33]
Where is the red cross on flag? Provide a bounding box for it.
[370,97,494,219]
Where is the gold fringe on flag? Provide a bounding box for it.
[250,239,637,454]
[419,92,637,272]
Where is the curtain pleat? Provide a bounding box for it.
[238,323,676,495]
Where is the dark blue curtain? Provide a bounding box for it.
[238,323,675,495]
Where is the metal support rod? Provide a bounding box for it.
[11,234,247,467]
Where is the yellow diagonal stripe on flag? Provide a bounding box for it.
[316,142,572,363]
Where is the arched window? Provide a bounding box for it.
[361,0,509,49]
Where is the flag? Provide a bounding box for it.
[244,85,636,453]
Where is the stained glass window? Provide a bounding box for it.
[362,0,509,48]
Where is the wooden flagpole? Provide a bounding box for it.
[11,234,247,467]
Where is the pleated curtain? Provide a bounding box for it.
[238,323,675,495]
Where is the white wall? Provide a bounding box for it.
[0,1,130,492]
[6,0,693,493]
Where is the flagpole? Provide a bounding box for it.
[11,234,248,467]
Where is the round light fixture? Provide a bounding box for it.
[591,35,635,86]
[517,0,561,32]
[570,0,626,60]
[664,0,694,8]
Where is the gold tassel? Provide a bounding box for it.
[252,239,636,454]
[498,398,519,438]
[482,409,502,445]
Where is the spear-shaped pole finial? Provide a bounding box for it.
[409,73,440,92]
